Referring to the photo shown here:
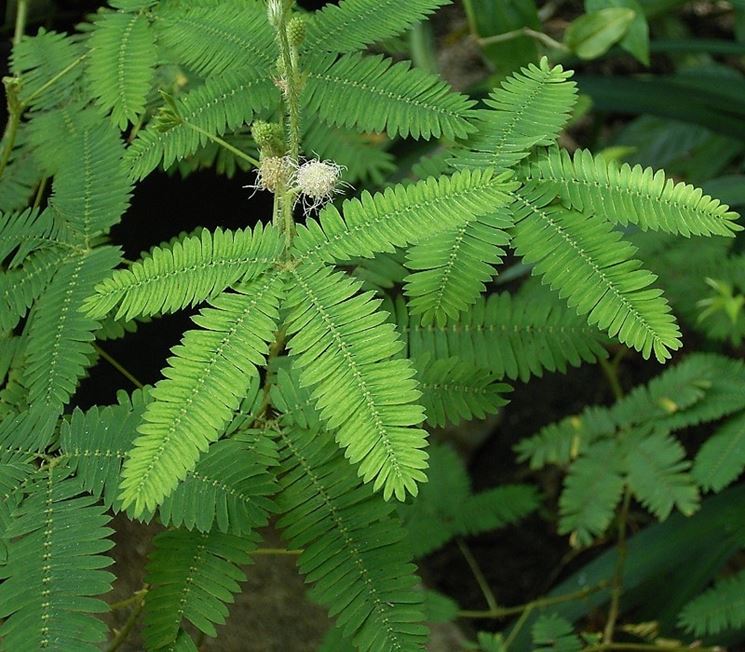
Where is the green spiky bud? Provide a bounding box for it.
[287,16,305,47]
[251,121,283,149]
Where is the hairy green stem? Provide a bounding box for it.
[273,2,303,251]
[456,538,498,612]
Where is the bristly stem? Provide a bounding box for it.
[270,0,304,251]
[603,487,632,643]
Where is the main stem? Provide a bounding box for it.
[273,3,303,252]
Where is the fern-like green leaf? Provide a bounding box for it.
[512,186,681,362]
[404,208,513,325]
[50,122,132,239]
[24,246,121,410]
[679,569,745,636]
[159,431,278,536]
[84,224,283,320]
[292,168,515,265]
[0,468,114,652]
[692,412,745,493]
[0,144,41,213]
[524,148,741,237]
[125,71,277,180]
[24,104,100,176]
[0,405,68,455]
[305,52,476,140]
[452,58,577,170]
[10,29,84,110]
[0,247,77,332]
[416,355,510,428]
[559,442,625,547]
[285,264,427,501]
[119,273,284,516]
[517,353,745,470]
[154,1,275,76]
[60,388,150,509]
[86,9,157,129]
[625,430,699,520]
[397,292,608,382]
[143,529,256,650]
[304,0,450,53]
[0,208,66,268]
[276,427,427,651]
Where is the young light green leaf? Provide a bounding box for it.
[564,8,636,59]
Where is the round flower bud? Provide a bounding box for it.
[287,16,305,47]
[251,121,284,155]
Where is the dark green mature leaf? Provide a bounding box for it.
[304,0,450,53]
[25,246,121,411]
[0,468,114,652]
[679,569,745,636]
[276,427,427,651]
[119,273,284,516]
[285,264,428,501]
[159,431,278,535]
[304,52,477,140]
[87,9,157,128]
[143,529,256,650]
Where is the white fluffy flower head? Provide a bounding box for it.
[293,158,345,213]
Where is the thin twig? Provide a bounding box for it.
[185,122,260,167]
[13,0,28,47]
[477,27,569,52]
[32,177,48,209]
[253,547,303,556]
[603,488,632,643]
[458,581,608,619]
[94,344,145,389]
[106,591,146,652]
[109,587,149,612]
[456,538,498,612]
